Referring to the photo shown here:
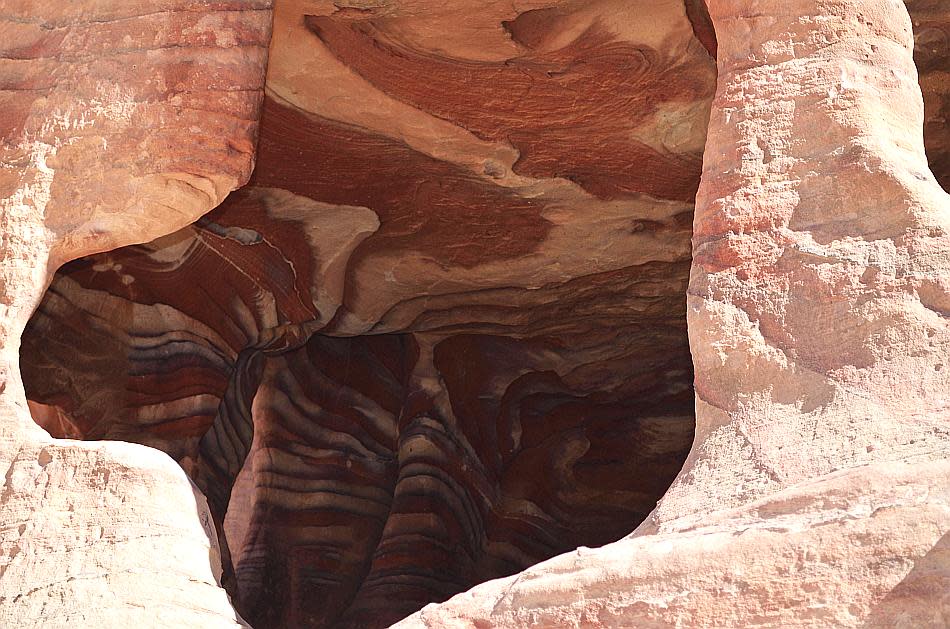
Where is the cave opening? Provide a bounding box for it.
[20,239,698,628]
[17,0,723,627]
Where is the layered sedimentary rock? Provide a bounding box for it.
[21,1,715,625]
[395,0,950,626]
[0,1,271,626]
[6,0,950,628]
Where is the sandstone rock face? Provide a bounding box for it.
[21,1,716,625]
[668,0,950,524]
[6,0,950,628]
[0,1,270,626]
[395,0,950,626]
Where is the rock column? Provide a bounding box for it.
[660,0,950,523]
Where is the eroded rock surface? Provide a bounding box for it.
[396,0,950,626]
[7,0,950,628]
[21,1,714,625]
[0,1,271,626]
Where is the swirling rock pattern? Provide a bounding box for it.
[13,0,950,628]
[395,0,950,626]
[22,0,712,626]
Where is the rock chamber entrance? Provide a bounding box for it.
[18,1,722,627]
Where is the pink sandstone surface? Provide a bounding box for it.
[396,0,950,625]
[0,1,270,626]
[1,0,948,627]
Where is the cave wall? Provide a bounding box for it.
[20,1,714,625]
[397,0,950,624]
[909,0,950,192]
[2,0,949,628]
